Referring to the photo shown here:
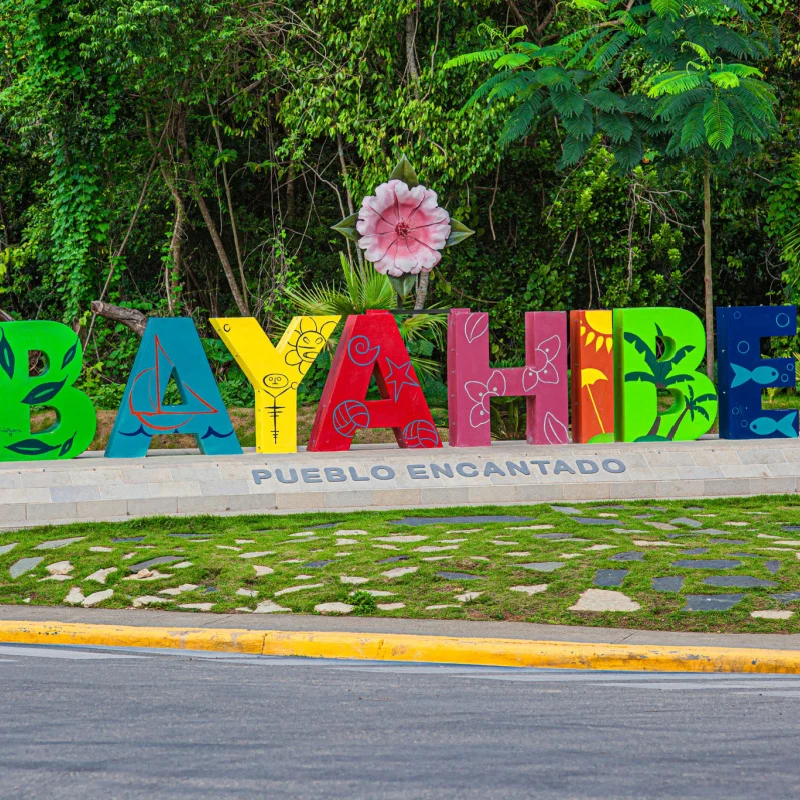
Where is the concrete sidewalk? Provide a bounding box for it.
[2,604,800,651]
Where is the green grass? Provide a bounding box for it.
[2,497,800,633]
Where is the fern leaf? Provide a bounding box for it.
[443,48,504,70]
[703,93,735,149]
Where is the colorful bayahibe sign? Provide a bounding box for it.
[0,304,797,462]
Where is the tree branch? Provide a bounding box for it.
[90,301,148,337]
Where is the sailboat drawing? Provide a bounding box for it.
[127,335,219,432]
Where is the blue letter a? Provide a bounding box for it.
[106,318,242,458]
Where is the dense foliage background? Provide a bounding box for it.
[1,0,798,410]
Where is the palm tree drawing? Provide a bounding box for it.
[623,324,717,440]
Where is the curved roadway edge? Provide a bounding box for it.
[0,606,799,674]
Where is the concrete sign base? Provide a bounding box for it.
[0,437,798,530]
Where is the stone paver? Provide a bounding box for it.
[253,600,291,613]
[771,592,800,603]
[179,603,216,611]
[340,576,369,585]
[594,569,628,587]
[751,610,792,619]
[551,506,581,515]
[382,567,418,579]
[680,548,709,555]
[670,517,703,528]
[315,602,354,615]
[10,557,43,578]
[652,576,684,593]
[569,589,640,612]
[160,584,200,596]
[520,562,565,573]
[85,567,117,584]
[633,540,675,547]
[132,595,169,607]
[436,571,484,581]
[374,535,427,543]
[645,522,678,531]
[586,544,617,551]
[124,569,173,581]
[415,545,459,553]
[509,584,548,595]
[46,561,73,576]
[302,560,335,569]
[253,566,274,577]
[349,590,395,597]
[455,591,482,602]
[0,543,17,556]
[82,589,113,607]
[63,587,85,605]
[89,546,114,553]
[127,555,182,573]
[572,518,619,527]
[274,584,324,596]
[671,559,742,569]
[376,603,406,611]
[34,537,85,550]
[238,551,273,559]
[609,552,644,562]
[684,594,744,611]
[376,556,410,564]
[236,588,259,597]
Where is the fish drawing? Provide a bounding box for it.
[731,363,779,388]
[749,413,797,438]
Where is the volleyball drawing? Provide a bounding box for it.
[402,419,440,448]
[332,400,370,437]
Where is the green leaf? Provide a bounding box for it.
[0,327,14,381]
[651,0,682,18]
[4,438,62,457]
[703,94,735,149]
[388,155,420,188]
[331,212,361,243]
[709,71,740,89]
[59,431,77,457]
[598,112,633,143]
[446,218,475,247]
[61,341,78,370]
[388,274,417,298]
[680,104,706,150]
[585,89,627,112]
[21,377,68,405]
[442,48,504,70]
[493,53,531,69]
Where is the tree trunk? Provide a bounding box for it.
[90,301,148,337]
[166,206,185,315]
[0,308,13,322]
[667,403,690,440]
[176,113,249,316]
[703,163,714,380]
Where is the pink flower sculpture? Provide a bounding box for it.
[356,179,451,277]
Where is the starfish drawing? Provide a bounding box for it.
[383,359,418,402]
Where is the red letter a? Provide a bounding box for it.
[307,311,441,452]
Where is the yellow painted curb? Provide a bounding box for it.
[1,619,799,673]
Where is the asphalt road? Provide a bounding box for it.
[1,644,799,800]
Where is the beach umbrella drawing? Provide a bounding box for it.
[580,367,609,433]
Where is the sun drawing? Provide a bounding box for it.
[580,311,613,353]
[284,317,337,374]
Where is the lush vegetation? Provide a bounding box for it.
[1,0,799,413]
